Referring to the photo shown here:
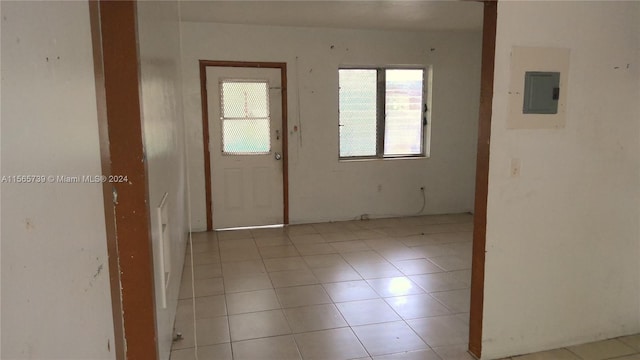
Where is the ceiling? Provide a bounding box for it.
[179,1,484,32]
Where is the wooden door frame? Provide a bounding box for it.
[199,60,289,231]
[89,1,158,359]
[469,1,497,358]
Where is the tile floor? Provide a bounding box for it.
[170,214,640,360]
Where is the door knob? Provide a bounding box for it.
[275,152,282,160]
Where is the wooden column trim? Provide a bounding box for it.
[90,1,159,359]
[199,60,289,230]
[469,1,498,358]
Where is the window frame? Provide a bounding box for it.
[338,66,430,160]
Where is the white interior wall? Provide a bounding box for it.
[0,1,115,358]
[181,22,482,230]
[482,2,640,359]
[136,2,189,360]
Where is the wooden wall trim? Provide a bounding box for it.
[88,1,125,358]
[92,1,159,358]
[469,1,498,358]
[199,60,289,230]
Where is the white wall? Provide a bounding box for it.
[137,2,189,360]
[0,1,115,359]
[482,2,640,358]
[181,22,482,230]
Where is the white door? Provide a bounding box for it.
[207,67,284,229]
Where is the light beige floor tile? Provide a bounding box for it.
[224,274,273,293]
[342,250,388,265]
[289,233,327,245]
[169,348,194,360]
[171,318,196,350]
[412,243,459,258]
[432,344,478,360]
[430,289,471,313]
[513,348,581,360]
[250,227,287,239]
[385,294,451,319]
[196,316,231,346]
[254,236,292,247]
[289,230,327,244]
[352,261,404,279]
[303,254,349,268]
[171,343,233,360]
[373,348,441,360]
[190,231,218,243]
[294,328,369,360]
[366,277,424,297]
[363,238,399,249]
[191,251,221,265]
[179,278,224,299]
[232,335,302,360]
[321,231,360,242]
[312,265,362,283]
[283,303,347,332]
[567,339,636,360]
[221,259,266,278]
[409,271,470,293]
[175,299,195,323]
[263,256,308,272]
[330,240,372,253]
[269,268,318,288]
[376,247,424,262]
[323,280,380,302]
[190,241,220,254]
[228,309,291,341]
[258,244,300,259]
[456,312,470,325]
[398,234,433,247]
[380,226,423,237]
[197,343,233,359]
[353,321,428,356]
[420,223,463,234]
[620,334,640,351]
[312,222,351,234]
[191,263,223,279]
[217,239,257,252]
[336,298,401,326]
[295,243,337,256]
[427,255,471,271]
[275,284,332,308]
[192,295,227,319]
[226,289,280,315]
[392,258,444,275]
[353,229,387,240]
[407,315,468,347]
[217,229,253,240]
[220,247,261,263]
[612,355,640,360]
[216,230,253,241]
[286,225,319,236]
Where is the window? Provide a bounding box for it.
[220,80,271,155]
[339,68,427,159]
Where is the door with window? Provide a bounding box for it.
[207,67,284,229]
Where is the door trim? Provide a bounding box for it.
[90,1,158,359]
[469,1,498,358]
[199,60,289,231]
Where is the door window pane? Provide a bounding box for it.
[220,81,270,154]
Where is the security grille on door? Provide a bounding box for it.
[220,80,271,155]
